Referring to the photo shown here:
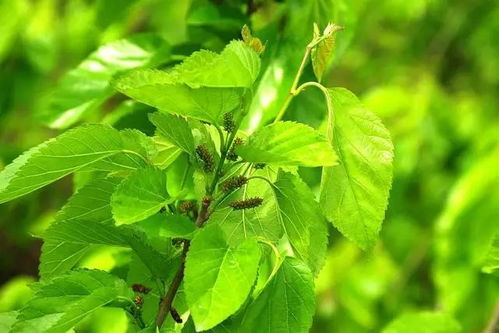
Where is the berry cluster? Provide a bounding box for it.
[228,197,263,210]
[196,145,214,173]
[227,137,244,161]
[179,200,197,214]
[223,112,235,133]
[132,283,151,294]
[220,176,248,192]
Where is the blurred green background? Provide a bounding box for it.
[0,0,497,332]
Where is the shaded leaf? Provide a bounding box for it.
[111,167,170,225]
[273,171,328,275]
[149,112,195,155]
[11,270,134,333]
[42,34,170,129]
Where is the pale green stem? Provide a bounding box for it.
[274,35,327,123]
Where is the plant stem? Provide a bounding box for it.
[484,300,499,333]
[155,241,190,327]
[274,44,313,123]
[156,88,254,328]
[155,95,251,328]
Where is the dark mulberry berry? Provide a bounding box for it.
[228,197,263,210]
[196,145,214,173]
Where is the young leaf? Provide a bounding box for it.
[184,224,261,331]
[0,124,153,204]
[236,121,338,167]
[111,167,170,225]
[241,24,265,54]
[320,88,393,250]
[11,269,134,333]
[42,34,170,129]
[382,312,461,333]
[273,171,328,275]
[149,112,195,155]
[239,257,316,333]
[310,23,342,82]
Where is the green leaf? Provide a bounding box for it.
[162,214,197,239]
[41,34,170,129]
[122,228,177,279]
[11,269,134,333]
[137,213,197,240]
[149,112,195,155]
[239,257,316,333]
[320,88,393,250]
[311,23,343,82]
[483,232,499,274]
[151,137,183,169]
[0,311,18,332]
[40,241,94,280]
[40,177,171,279]
[171,40,260,88]
[236,121,338,167]
[382,312,461,333]
[0,124,153,204]
[111,167,170,225]
[114,40,261,124]
[273,171,328,275]
[40,176,122,278]
[184,224,261,331]
[114,69,243,125]
[210,169,283,246]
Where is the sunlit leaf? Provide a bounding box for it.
[320,88,393,250]
[239,257,316,333]
[149,112,195,155]
[184,224,261,331]
[236,121,338,167]
[0,125,153,204]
